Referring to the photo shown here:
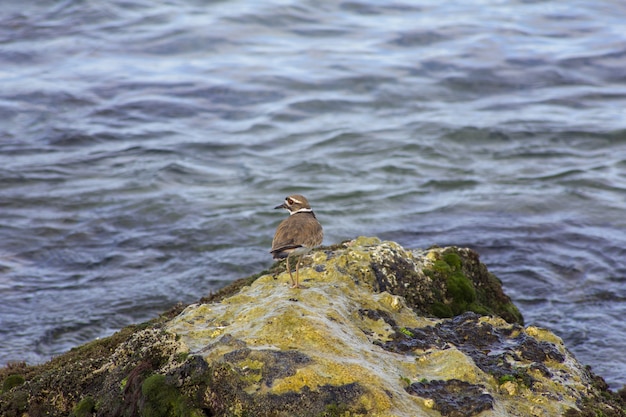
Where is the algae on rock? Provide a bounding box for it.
[163,237,609,416]
[1,237,624,417]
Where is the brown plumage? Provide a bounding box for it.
[271,194,323,288]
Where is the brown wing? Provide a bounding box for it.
[271,213,323,258]
[271,218,303,257]
[299,214,323,248]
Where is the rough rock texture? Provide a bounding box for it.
[1,237,624,417]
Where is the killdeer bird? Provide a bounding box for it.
[271,194,323,288]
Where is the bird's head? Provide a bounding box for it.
[275,194,312,215]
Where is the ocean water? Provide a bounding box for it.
[1,0,625,390]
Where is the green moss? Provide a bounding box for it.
[432,259,452,274]
[467,302,490,316]
[2,374,25,392]
[141,374,177,417]
[427,248,516,320]
[320,402,352,417]
[430,250,479,317]
[446,271,476,306]
[442,253,473,297]
[175,351,190,363]
[72,396,96,417]
[140,373,203,417]
[501,302,524,324]
[14,391,30,410]
[431,301,453,318]
[398,327,414,338]
[498,374,516,385]
[442,252,462,270]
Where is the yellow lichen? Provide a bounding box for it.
[415,348,486,385]
[271,363,357,394]
[500,380,518,396]
[164,238,592,417]
[423,398,435,409]
[353,236,382,246]
[526,326,564,346]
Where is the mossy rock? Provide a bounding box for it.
[71,396,96,417]
[423,247,523,324]
[0,237,623,417]
[140,374,203,417]
[2,374,25,393]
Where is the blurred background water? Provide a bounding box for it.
[1,0,625,389]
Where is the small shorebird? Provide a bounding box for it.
[271,194,323,288]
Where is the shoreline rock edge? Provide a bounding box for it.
[1,237,624,417]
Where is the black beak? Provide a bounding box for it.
[274,203,286,210]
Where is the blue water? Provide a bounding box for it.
[1,0,625,390]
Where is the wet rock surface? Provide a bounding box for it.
[1,237,624,417]
[379,312,566,386]
[406,379,494,417]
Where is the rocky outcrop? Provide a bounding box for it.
[1,237,624,417]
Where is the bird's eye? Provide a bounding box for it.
[286,198,294,205]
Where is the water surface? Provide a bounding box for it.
[1,0,625,389]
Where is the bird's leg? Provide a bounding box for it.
[292,255,303,288]
[286,255,295,286]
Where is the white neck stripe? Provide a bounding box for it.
[290,208,312,215]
